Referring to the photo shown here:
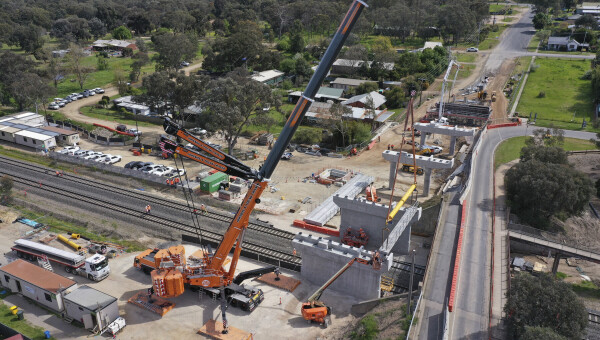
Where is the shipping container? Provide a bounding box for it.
[200,172,229,193]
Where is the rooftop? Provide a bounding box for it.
[14,130,56,140]
[342,91,387,109]
[93,39,134,48]
[64,285,117,311]
[40,126,79,135]
[0,259,76,293]
[330,78,376,86]
[251,70,284,82]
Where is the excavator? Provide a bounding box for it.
[301,255,382,327]
[152,0,369,333]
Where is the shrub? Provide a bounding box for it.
[292,127,322,144]
[537,91,546,98]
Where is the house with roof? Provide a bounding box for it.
[0,259,78,313]
[330,78,377,92]
[40,126,80,146]
[331,59,394,75]
[92,40,137,52]
[251,70,285,85]
[547,36,589,51]
[113,96,153,115]
[304,101,392,127]
[342,91,387,109]
[576,2,600,15]
[288,87,345,104]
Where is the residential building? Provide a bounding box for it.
[331,59,394,75]
[342,91,387,109]
[0,259,78,313]
[288,87,345,104]
[92,40,137,52]
[113,96,152,115]
[576,2,600,15]
[304,101,392,127]
[547,36,589,51]
[330,78,377,92]
[251,70,285,85]
[63,285,119,331]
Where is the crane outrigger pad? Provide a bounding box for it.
[256,272,301,292]
[198,319,253,340]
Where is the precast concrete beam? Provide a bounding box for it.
[333,195,421,254]
[382,151,454,170]
[381,205,419,254]
[293,233,392,300]
[414,122,476,137]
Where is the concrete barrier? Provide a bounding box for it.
[351,291,410,315]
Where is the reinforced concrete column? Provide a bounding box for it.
[551,254,561,274]
[423,168,432,196]
[420,133,427,146]
[389,160,397,189]
[449,136,457,155]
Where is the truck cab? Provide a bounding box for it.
[84,254,110,281]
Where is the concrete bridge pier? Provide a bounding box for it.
[423,168,433,195]
[382,150,454,196]
[551,254,562,274]
[449,136,457,154]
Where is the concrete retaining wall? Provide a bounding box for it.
[293,233,392,300]
[412,203,441,236]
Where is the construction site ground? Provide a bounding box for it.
[0,210,361,340]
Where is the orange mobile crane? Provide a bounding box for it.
[154,0,369,333]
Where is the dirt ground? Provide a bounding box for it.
[0,205,361,340]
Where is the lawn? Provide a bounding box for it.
[14,207,146,252]
[79,106,160,127]
[494,136,597,168]
[516,58,597,132]
[0,292,55,340]
[502,17,514,22]
[455,53,477,63]
[479,25,509,50]
[457,63,476,79]
[55,53,157,97]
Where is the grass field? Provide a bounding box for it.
[455,53,477,63]
[494,136,597,168]
[0,291,55,340]
[502,17,514,22]
[79,106,159,127]
[478,25,509,50]
[516,58,597,132]
[457,63,476,79]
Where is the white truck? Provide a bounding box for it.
[11,239,110,281]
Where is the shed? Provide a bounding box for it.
[330,78,376,92]
[63,285,119,331]
[14,130,57,150]
[0,259,77,313]
[342,91,387,109]
[41,126,80,146]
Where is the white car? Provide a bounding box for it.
[169,169,186,177]
[94,88,105,94]
[48,103,60,110]
[181,61,190,67]
[83,152,103,160]
[57,146,80,154]
[150,166,174,176]
[466,47,479,52]
[103,155,122,164]
[70,93,80,100]
[141,164,163,173]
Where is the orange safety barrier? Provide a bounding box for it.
[92,123,136,136]
[367,140,377,150]
[292,220,340,237]
[448,200,468,312]
[487,120,521,130]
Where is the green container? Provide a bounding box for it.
[200,172,229,193]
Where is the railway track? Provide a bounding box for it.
[0,155,295,242]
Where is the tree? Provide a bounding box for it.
[292,127,322,144]
[0,175,13,205]
[67,44,94,90]
[89,18,107,39]
[203,71,274,154]
[591,67,600,103]
[505,157,593,229]
[521,326,567,340]
[289,20,305,54]
[112,25,132,40]
[519,145,568,164]
[163,11,196,33]
[347,121,372,144]
[384,86,406,109]
[128,14,152,36]
[48,56,64,88]
[9,72,55,111]
[129,52,149,83]
[135,38,147,53]
[329,102,352,147]
[153,33,198,71]
[575,14,598,29]
[97,53,109,71]
[10,24,44,53]
[357,82,379,94]
[533,12,551,30]
[113,69,129,96]
[504,273,587,339]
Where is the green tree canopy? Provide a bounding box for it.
[519,145,568,164]
[505,273,587,339]
[112,25,132,40]
[521,326,567,340]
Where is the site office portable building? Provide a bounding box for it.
[0,259,77,313]
[63,285,119,331]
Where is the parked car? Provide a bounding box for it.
[103,155,122,164]
[422,144,443,154]
[466,47,479,52]
[63,97,72,103]
[141,164,163,173]
[57,146,80,154]
[83,152,104,160]
[189,127,207,136]
[125,161,143,169]
[57,101,66,108]
[48,103,60,110]
[70,93,80,100]
[168,169,186,177]
[181,61,190,67]
[150,166,174,176]
[134,162,153,170]
[94,87,105,94]
[80,91,89,98]
[281,152,293,160]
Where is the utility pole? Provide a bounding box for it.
[418,78,427,106]
[407,249,416,315]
